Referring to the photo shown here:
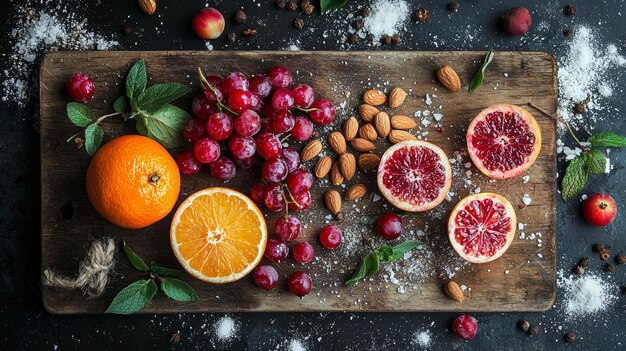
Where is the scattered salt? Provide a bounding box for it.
[362,0,409,41]
[215,316,237,341]
[522,194,532,206]
[288,339,307,351]
[558,271,618,318]
[413,330,432,348]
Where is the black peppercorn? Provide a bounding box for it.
[286,2,298,11]
[233,10,246,24]
[353,19,364,30]
[227,33,236,44]
[303,4,315,15]
[381,35,392,45]
[312,130,320,138]
[242,29,257,37]
[299,0,310,9]
[579,257,590,267]
[359,7,371,17]
[604,263,615,272]
[415,8,429,22]
[391,34,401,44]
[349,34,359,44]
[275,0,286,9]
[170,332,181,345]
[574,265,585,276]
[600,251,610,261]
[616,254,626,264]
[621,286,626,295]
[336,212,345,221]
[564,29,574,37]
[518,320,530,333]
[293,18,304,30]
[573,102,587,114]
[564,5,576,16]
[564,332,576,343]
[448,2,460,11]
[593,243,605,253]
[121,25,133,35]
[528,325,539,335]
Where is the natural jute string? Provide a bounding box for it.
[42,237,116,297]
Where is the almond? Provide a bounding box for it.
[358,123,378,141]
[325,189,341,215]
[338,153,356,181]
[300,139,322,161]
[345,184,368,201]
[390,115,417,129]
[436,65,461,92]
[442,281,464,302]
[330,162,344,185]
[327,131,346,155]
[389,130,417,144]
[351,138,377,152]
[358,153,380,171]
[388,87,407,108]
[315,156,332,178]
[358,104,379,122]
[343,116,359,141]
[138,0,156,14]
[363,89,386,106]
[374,111,391,138]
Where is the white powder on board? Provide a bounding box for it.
[363,0,409,41]
[557,271,618,318]
[214,315,237,341]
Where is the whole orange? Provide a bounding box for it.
[86,135,180,229]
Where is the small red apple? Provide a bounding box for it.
[582,193,617,227]
[192,8,225,40]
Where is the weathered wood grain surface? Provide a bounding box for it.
[40,51,557,314]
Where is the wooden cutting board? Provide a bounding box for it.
[40,51,557,314]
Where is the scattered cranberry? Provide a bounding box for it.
[263,183,286,212]
[271,88,295,111]
[292,242,315,264]
[249,182,267,203]
[249,74,272,98]
[376,213,402,240]
[289,190,311,211]
[452,315,478,340]
[253,265,279,291]
[176,150,202,175]
[234,155,256,169]
[262,158,289,182]
[287,169,314,195]
[255,132,283,159]
[250,94,264,113]
[270,110,295,134]
[502,7,532,35]
[319,225,342,250]
[192,8,225,40]
[275,215,301,241]
[228,134,256,159]
[209,156,236,180]
[228,89,254,113]
[288,271,312,297]
[183,118,207,144]
[234,110,261,137]
[291,84,315,108]
[192,94,218,119]
[205,112,233,141]
[193,137,220,164]
[66,73,95,102]
[308,99,336,125]
[264,238,289,262]
[203,80,224,104]
[582,193,617,227]
[267,66,292,89]
[281,148,300,173]
[291,116,314,141]
[223,71,249,96]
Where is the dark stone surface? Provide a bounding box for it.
[0,0,624,350]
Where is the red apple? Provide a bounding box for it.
[582,193,617,227]
[192,8,225,40]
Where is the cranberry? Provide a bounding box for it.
[263,183,285,212]
[223,71,249,96]
[292,242,315,264]
[192,94,218,119]
[233,110,261,137]
[66,73,94,102]
[183,118,207,144]
[203,83,224,104]
[234,155,256,169]
[289,190,311,211]
[249,74,272,98]
[271,88,295,111]
[191,7,225,40]
[502,7,532,35]
[250,93,264,113]
[262,158,289,182]
[176,150,202,175]
[275,215,301,241]
[264,238,289,262]
[229,134,256,159]
[281,148,300,173]
[267,66,292,89]
[319,225,342,250]
[270,110,295,134]
[376,213,403,240]
[228,89,254,113]
[255,132,283,159]
[287,169,314,195]
[263,103,280,120]
[253,265,279,291]
[205,75,223,88]
[292,84,315,108]
[205,112,233,141]
[452,315,478,340]
[209,156,236,180]
[291,116,314,141]
[249,182,267,203]
[287,271,312,297]
[308,99,336,125]
[193,137,220,164]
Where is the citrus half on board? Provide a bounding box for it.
[170,187,268,283]
[466,104,542,179]
[86,135,180,229]
[448,193,517,263]
[377,140,452,212]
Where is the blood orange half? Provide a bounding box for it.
[448,193,517,263]
[377,140,452,212]
[466,104,541,179]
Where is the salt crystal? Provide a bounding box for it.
[288,339,307,351]
[362,0,409,41]
[413,330,432,348]
[425,94,432,105]
[522,194,532,205]
[433,113,443,121]
[215,316,237,341]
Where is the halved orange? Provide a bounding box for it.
[170,187,267,283]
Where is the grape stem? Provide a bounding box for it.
[197,67,239,116]
[281,184,302,217]
[527,102,588,151]
[293,106,320,113]
[280,133,291,143]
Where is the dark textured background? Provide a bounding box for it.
[1,1,625,350]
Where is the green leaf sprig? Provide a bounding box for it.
[528,102,626,201]
[468,50,494,92]
[321,0,348,13]
[66,59,192,155]
[346,240,421,286]
[106,242,198,314]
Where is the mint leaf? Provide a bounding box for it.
[364,252,379,276]
[160,278,199,302]
[582,149,607,174]
[67,102,95,127]
[113,96,129,113]
[391,240,421,256]
[126,59,147,100]
[561,156,588,201]
[469,50,494,92]
[142,104,190,148]
[588,131,626,147]
[135,114,150,137]
[377,245,394,261]
[150,264,186,279]
[105,279,157,314]
[320,0,347,13]
[84,124,104,156]
[136,83,191,113]
[346,259,367,286]
[123,242,149,271]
